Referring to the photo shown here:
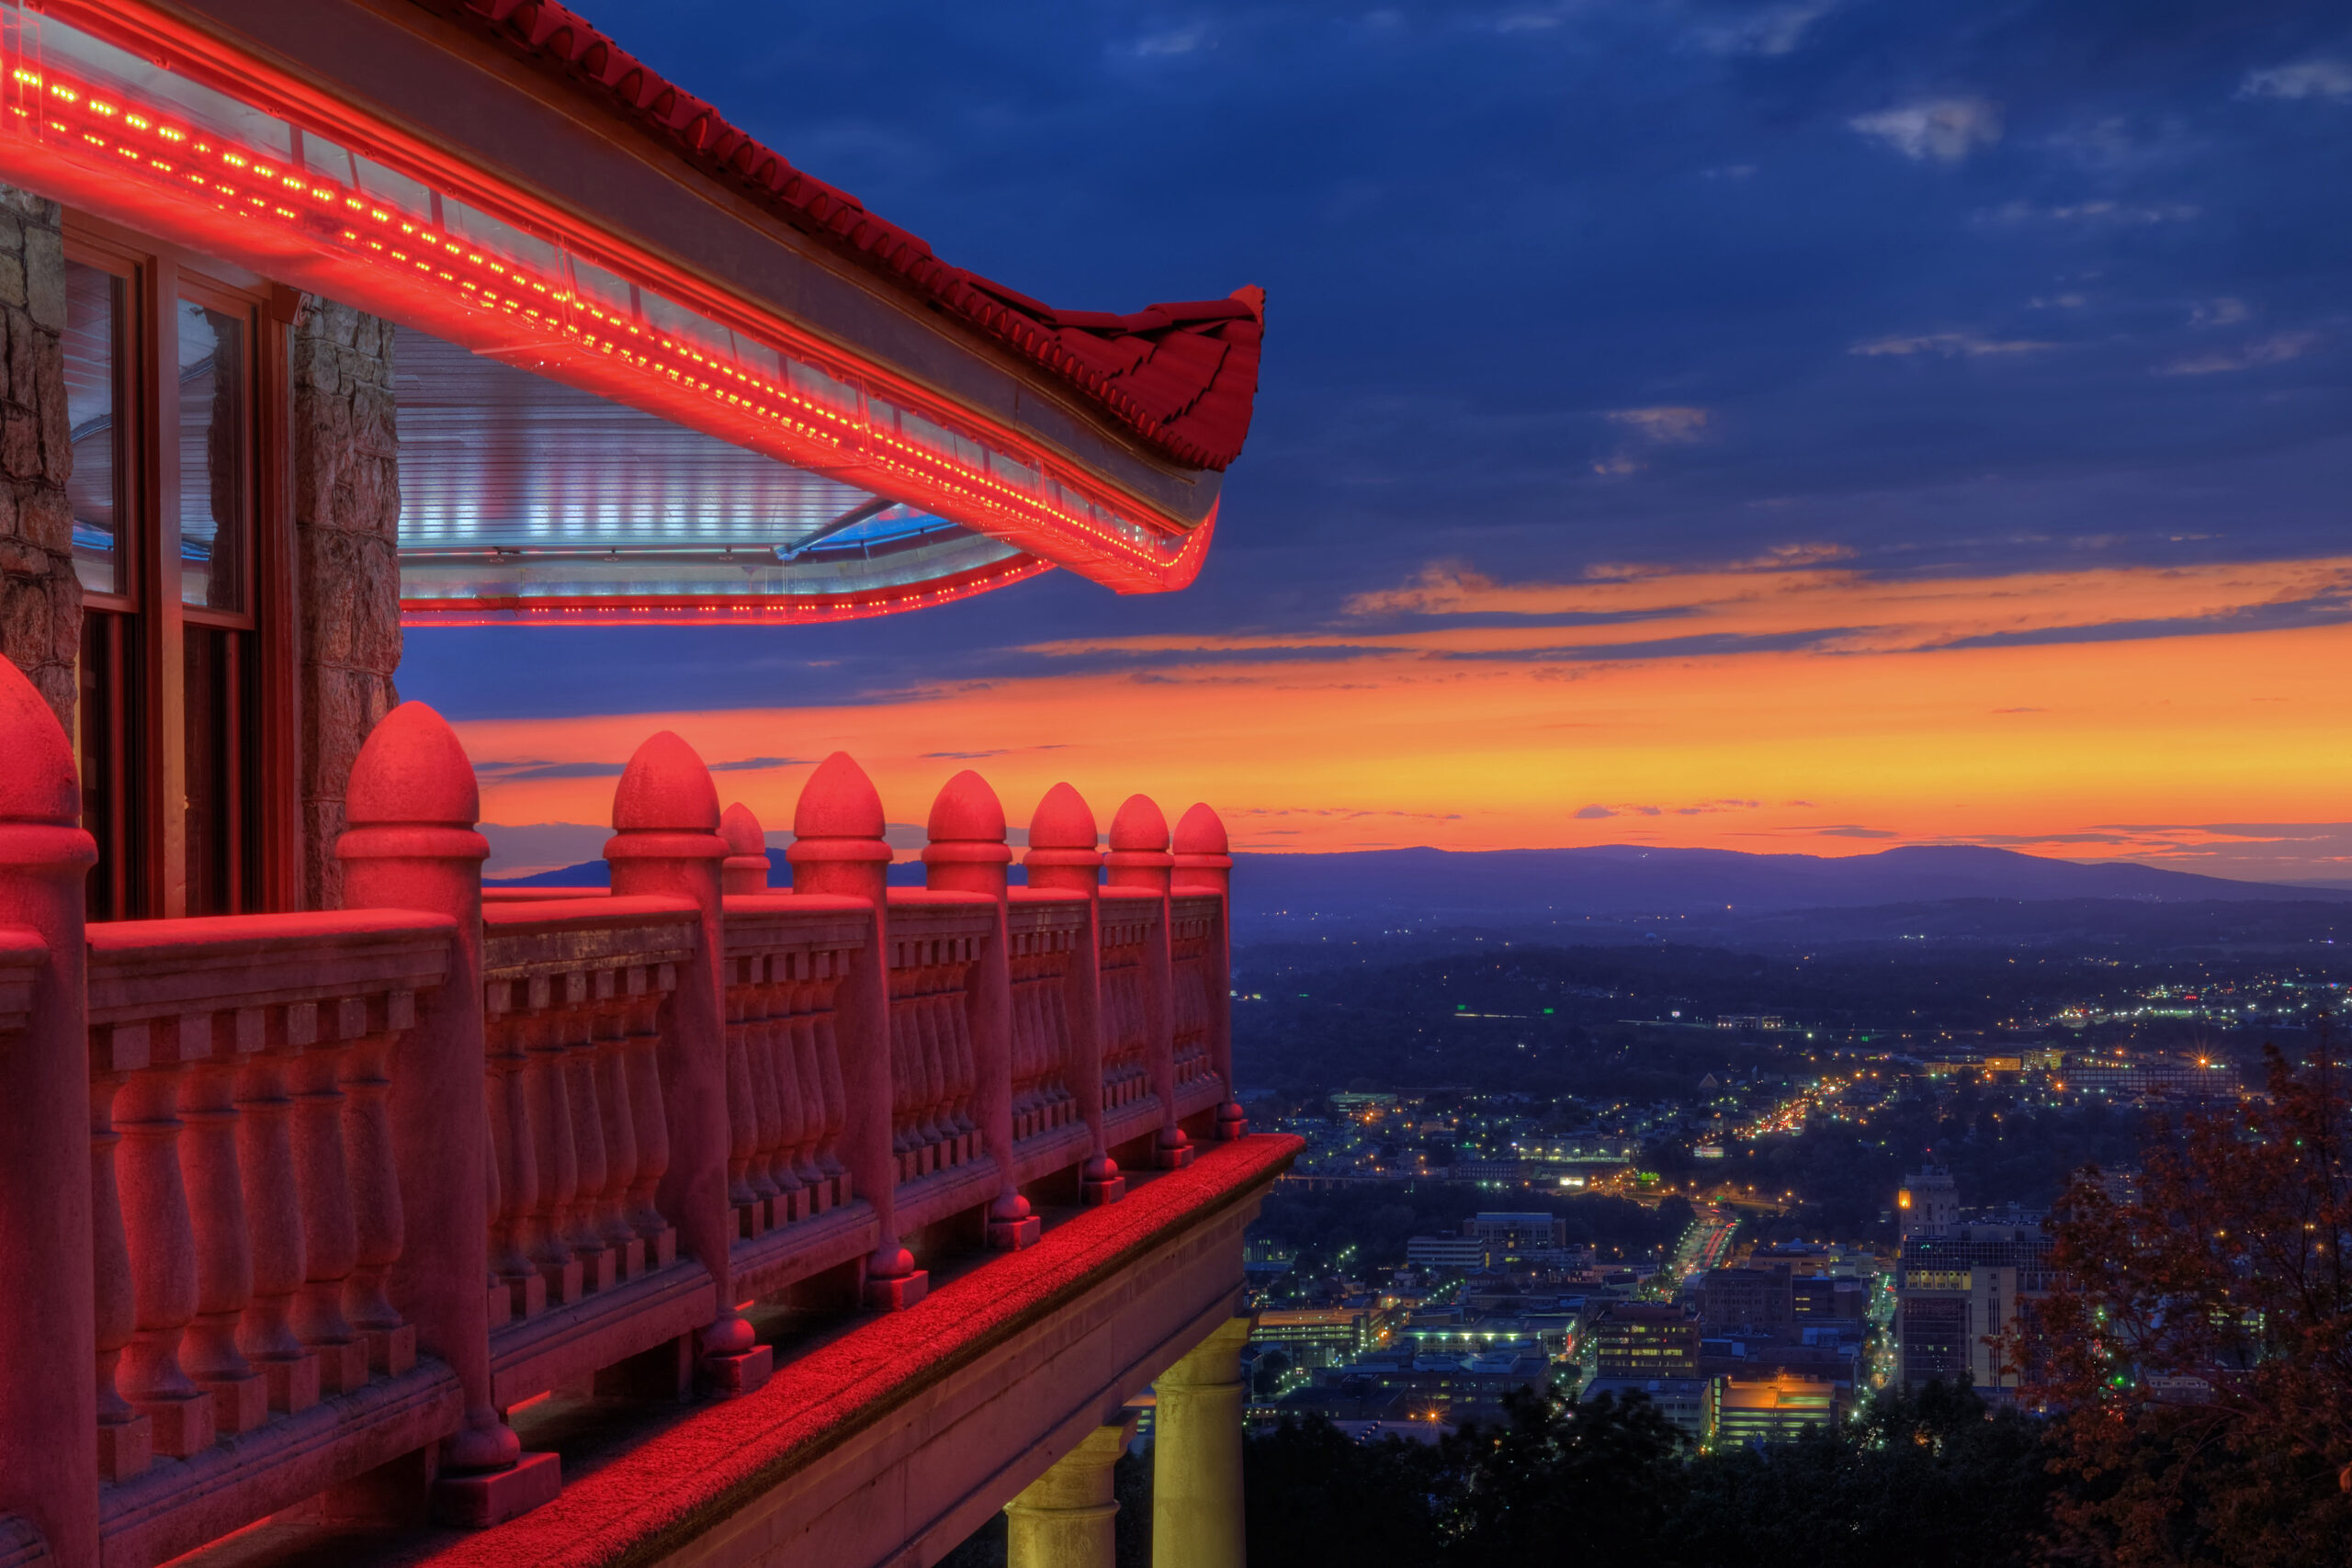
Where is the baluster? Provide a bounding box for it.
[910,975,944,1168]
[761,979,808,1224]
[780,978,823,1207]
[744,975,786,1221]
[520,995,582,1303]
[291,1003,368,1395]
[234,1021,317,1415]
[90,1061,150,1481]
[179,1010,270,1434]
[812,972,851,1207]
[592,998,643,1276]
[560,989,615,1292]
[623,990,675,1265]
[723,971,762,1228]
[342,1005,413,1374]
[946,956,979,1156]
[118,1041,216,1457]
[920,970,951,1164]
[483,1001,542,1318]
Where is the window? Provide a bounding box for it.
[65,226,287,919]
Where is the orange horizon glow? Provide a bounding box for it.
[451,551,2352,880]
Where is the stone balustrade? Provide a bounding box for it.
[0,653,1240,1568]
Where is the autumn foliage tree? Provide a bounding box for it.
[2020,1035,2352,1566]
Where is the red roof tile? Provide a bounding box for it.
[418,0,1265,471]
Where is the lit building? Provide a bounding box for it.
[1252,1308,1377,1371]
[1589,1302,1702,1380]
[1894,1175,2055,1396]
[1707,1374,1845,1451]
[1897,1166,1960,1238]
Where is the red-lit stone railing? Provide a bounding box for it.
[0,650,1241,1568]
[1005,895,1085,1143]
[480,898,693,1324]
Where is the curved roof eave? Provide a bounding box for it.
[416,0,1266,476]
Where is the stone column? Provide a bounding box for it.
[334,702,512,1471]
[922,770,1034,1250]
[0,187,79,734]
[789,752,925,1310]
[605,731,768,1391]
[0,654,100,1565]
[1173,804,1246,1141]
[1023,784,1120,1205]
[291,299,402,910]
[1107,795,1188,1169]
[1151,1315,1251,1568]
[1005,1419,1134,1568]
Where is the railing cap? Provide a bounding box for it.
[923,770,1010,866]
[613,731,721,831]
[719,802,766,857]
[1027,781,1096,851]
[0,655,74,825]
[789,752,891,865]
[1173,802,1233,864]
[1108,794,1170,854]
[345,701,478,828]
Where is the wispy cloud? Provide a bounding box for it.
[1850,331,2052,357]
[2240,59,2352,101]
[1849,97,2004,163]
[1694,0,1838,58]
[2157,332,2320,376]
[1984,199,2200,225]
[1605,405,1712,443]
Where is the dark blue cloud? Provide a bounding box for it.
[397,0,2352,720]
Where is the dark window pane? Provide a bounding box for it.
[64,264,123,596]
[182,624,253,915]
[177,299,247,612]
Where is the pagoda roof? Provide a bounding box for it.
[420,0,1264,473]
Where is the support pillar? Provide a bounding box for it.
[606,732,767,1391]
[1174,804,1246,1141]
[0,654,101,1565]
[335,702,536,1520]
[923,771,1033,1250]
[1108,796,1188,1169]
[1005,1418,1134,1568]
[1151,1315,1251,1568]
[1024,785,1119,1205]
[789,753,926,1310]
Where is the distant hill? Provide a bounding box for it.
[490,840,2348,915]
[1223,843,2352,925]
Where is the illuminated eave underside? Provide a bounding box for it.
[0,1,1220,623]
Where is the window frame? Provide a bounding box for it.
[63,211,299,919]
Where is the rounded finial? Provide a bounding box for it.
[794,751,885,840]
[1109,794,1170,853]
[0,654,77,825]
[1027,782,1098,852]
[926,769,1006,844]
[612,730,720,831]
[345,701,478,829]
[1173,802,1230,857]
[719,801,765,858]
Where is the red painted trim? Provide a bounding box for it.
[410,1134,1299,1568]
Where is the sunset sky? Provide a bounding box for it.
[395,1,2352,884]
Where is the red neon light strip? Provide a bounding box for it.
[4,14,1219,601]
[399,552,1057,627]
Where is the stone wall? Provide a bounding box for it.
[0,186,77,733]
[291,298,401,909]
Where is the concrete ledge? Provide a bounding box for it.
[98,1361,462,1568]
[491,1259,717,1410]
[409,1134,1300,1568]
[728,1198,879,1303]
